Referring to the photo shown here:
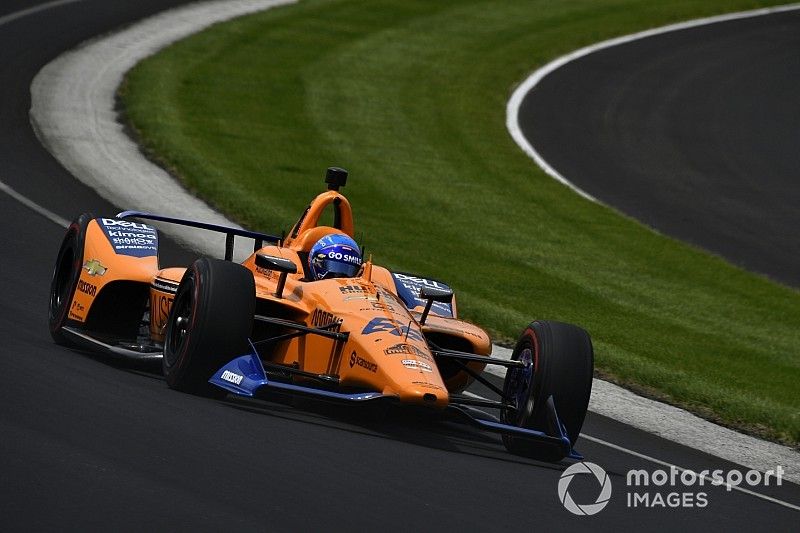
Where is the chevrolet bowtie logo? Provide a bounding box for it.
[83,259,108,276]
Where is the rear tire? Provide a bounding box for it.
[48,213,94,345]
[501,320,593,462]
[163,257,255,396]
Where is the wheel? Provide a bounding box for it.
[501,320,593,461]
[49,213,94,345]
[163,257,255,396]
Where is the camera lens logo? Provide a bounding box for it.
[558,462,612,516]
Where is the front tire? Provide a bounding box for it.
[48,213,94,345]
[501,320,594,461]
[163,257,255,396]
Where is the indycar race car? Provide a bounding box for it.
[48,167,594,462]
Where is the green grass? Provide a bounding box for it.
[120,0,800,445]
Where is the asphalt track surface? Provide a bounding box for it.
[0,1,798,530]
[518,10,800,288]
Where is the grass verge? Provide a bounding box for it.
[120,0,800,445]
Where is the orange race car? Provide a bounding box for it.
[48,168,594,462]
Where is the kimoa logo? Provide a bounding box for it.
[558,461,612,516]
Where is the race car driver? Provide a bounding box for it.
[307,234,363,280]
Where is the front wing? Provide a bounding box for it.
[209,345,582,460]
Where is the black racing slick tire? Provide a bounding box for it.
[48,213,94,346]
[163,257,255,396]
[501,320,594,462]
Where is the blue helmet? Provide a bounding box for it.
[308,234,362,280]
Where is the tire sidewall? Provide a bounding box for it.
[501,320,594,460]
[163,263,200,389]
[48,213,93,344]
[162,257,254,395]
[502,326,541,427]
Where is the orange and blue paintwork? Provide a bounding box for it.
[66,187,491,408]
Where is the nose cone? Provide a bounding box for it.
[328,281,451,408]
[379,349,450,408]
[394,385,449,408]
[344,329,450,408]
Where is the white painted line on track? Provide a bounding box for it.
[0,0,89,227]
[489,345,800,485]
[0,0,84,27]
[0,179,69,228]
[467,383,800,510]
[2,0,249,235]
[25,0,800,490]
[579,433,800,512]
[467,375,799,508]
[506,2,800,204]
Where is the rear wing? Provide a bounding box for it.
[117,210,280,261]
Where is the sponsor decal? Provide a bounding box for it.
[362,299,403,315]
[391,272,454,318]
[377,287,410,307]
[98,218,158,257]
[82,259,107,276]
[349,351,377,373]
[77,279,97,297]
[310,308,343,331]
[412,381,444,391]
[361,317,424,342]
[151,278,179,294]
[394,272,448,291]
[401,359,432,372]
[255,266,275,280]
[339,283,376,295]
[220,370,244,385]
[150,293,174,332]
[346,296,380,303]
[383,343,432,361]
[327,250,362,265]
[69,300,87,322]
